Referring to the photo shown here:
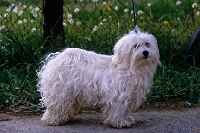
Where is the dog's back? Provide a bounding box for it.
[62,48,112,68]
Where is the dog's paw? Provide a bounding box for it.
[103,118,132,128]
[41,112,70,126]
[128,115,136,124]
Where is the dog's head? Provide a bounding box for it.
[112,29,161,69]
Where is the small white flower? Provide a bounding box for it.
[11,4,15,7]
[103,2,106,5]
[130,11,133,15]
[88,37,91,41]
[192,3,198,8]
[99,22,103,25]
[18,20,23,24]
[33,14,37,17]
[76,21,81,25]
[197,11,200,16]
[137,10,143,15]
[68,13,72,19]
[29,5,33,9]
[84,36,91,41]
[176,1,181,5]
[23,5,27,8]
[93,0,98,2]
[13,7,18,14]
[6,7,11,12]
[79,0,83,2]
[93,25,98,31]
[5,100,9,103]
[0,26,5,30]
[74,8,80,13]
[31,28,36,32]
[63,22,67,26]
[18,10,23,16]
[31,7,40,17]
[103,19,106,22]
[147,3,151,7]
[124,8,129,13]
[35,7,40,12]
[23,19,27,23]
[4,13,8,18]
[30,20,34,23]
[31,7,40,16]
[114,6,118,11]
[67,18,74,24]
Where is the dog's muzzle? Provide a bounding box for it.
[142,51,149,59]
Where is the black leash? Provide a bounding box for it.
[131,0,137,33]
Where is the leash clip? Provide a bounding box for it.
[132,0,137,33]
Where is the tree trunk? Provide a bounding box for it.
[42,0,64,48]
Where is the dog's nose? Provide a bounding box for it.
[142,51,149,58]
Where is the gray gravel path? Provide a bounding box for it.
[0,107,200,133]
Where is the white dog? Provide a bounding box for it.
[37,28,161,128]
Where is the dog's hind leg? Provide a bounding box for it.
[41,106,70,125]
[41,95,80,125]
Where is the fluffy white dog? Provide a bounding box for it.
[37,28,161,128]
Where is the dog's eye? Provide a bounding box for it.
[134,45,137,48]
[145,42,150,48]
[134,44,139,48]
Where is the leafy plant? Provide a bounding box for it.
[0,64,41,109]
[148,66,200,103]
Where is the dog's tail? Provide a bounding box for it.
[44,52,61,64]
[36,52,61,96]
[37,52,60,74]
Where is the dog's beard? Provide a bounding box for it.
[133,57,149,68]
[131,52,155,68]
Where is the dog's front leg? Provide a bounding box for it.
[103,100,135,128]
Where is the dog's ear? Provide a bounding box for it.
[148,35,161,67]
[157,60,162,66]
[112,35,136,66]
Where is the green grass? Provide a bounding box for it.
[0,64,40,109]
[148,66,200,103]
[0,0,200,110]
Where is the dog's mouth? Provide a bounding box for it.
[143,56,148,59]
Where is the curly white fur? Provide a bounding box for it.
[37,29,161,128]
